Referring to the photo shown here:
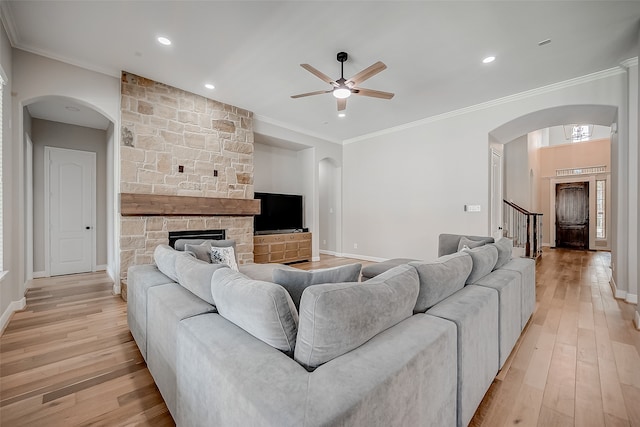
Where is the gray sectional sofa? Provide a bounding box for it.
[127,233,535,427]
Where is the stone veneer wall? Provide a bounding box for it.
[119,72,254,282]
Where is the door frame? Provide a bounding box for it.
[44,146,97,276]
[549,175,596,250]
[24,133,33,290]
[489,148,504,239]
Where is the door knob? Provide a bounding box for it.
[85,226,92,230]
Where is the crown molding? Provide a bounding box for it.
[0,1,18,47]
[344,65,627,145]
[620,56,638,68]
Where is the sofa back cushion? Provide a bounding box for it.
[175,254,228,305]
[294,264,419,371]
[457,236,488,251]
[463,244,499,284]
[211,268,298,356]
[409,252,473,312]
[154,244,190,282]
[491,238,513,270]
[272,263,362,310]
[438,234,495,257]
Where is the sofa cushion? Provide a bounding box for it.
[174,238,208,251]
[438,234,495,257]
[184,243,212,263]
[154,244,192,282]
[409,252,473,313]
[175,254,229,305]
[211,268,298,355]
[272,263,362,310]
[491,238,513,270]
[178,238,238,261]
[361,258,418,281]
[463,245,499,284]
[239,263,298,282]
[294,264,419,370]
[211,246,239,271]
[457,236,487,251]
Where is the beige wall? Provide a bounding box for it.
[538,138,611,247]
[119,72,255,282]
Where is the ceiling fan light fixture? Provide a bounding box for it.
[333,87,351,99]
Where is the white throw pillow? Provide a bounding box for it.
[211,246,239,271]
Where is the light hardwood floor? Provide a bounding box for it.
[0,250,638,426]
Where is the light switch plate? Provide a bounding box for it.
[465,204,481,212]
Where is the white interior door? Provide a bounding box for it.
[47,147,95,276]
[490,149,503,239]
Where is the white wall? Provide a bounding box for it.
[319,158,340,254]
[343,68,635,270]
[31,118,108,273]
[504,135,530,209]
[254,118,342,261]
[0,18,16,325]
[10,49,120,297]
[253,142,303,195]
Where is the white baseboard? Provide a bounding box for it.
[1,297,26,335]
[609,277,638,304]
[338,252,388,263]
[319,250,339,257]
[33,271,46,278]
[95,264,107,272]
[311,256,321,262]
[113,282,121,295]
[634,311,640,331]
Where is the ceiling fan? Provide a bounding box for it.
[291,52,394,111]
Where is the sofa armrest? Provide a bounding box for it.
[304,314,457,427]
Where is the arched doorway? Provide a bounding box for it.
[23,96,114,282]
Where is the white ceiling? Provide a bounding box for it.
[27,97,111,130]
[3,1,639,142]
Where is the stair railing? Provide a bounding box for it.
[502,200,543,259]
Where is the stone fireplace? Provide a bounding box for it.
[119,71,256,285]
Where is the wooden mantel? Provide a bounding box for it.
[120,193,260,216]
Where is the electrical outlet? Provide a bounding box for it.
[354,243,358,249]
[178,165,184,173]
[464,204,481,212]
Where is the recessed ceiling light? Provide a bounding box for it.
[338,113,346,118]
[157,36,172,46]
[482,56,496,64]
[65,106,80,112]
[204,83,215,90]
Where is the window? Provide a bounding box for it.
[596,180,605,239]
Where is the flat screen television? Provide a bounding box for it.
[254,192,304,234]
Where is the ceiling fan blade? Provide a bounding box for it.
[300,64,338,87]
[291,90,332,99]
[346,61,387,86]
[353,87,395,99]
[337,98,347,111]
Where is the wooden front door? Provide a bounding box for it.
[555,182,589,249]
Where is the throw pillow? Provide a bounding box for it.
[184,243,212,263]
[154,244,191,282]
[174,238,208,251]
[210,239,238,263]
[272,263,362,310]
[491,238,513,270]
[211,268,298,356]
[211,246,239,271]
[175,254,228,305]
[294,264,419,371]
[462,244,499,284]
[457,236,487,252]
[409,251,473,312]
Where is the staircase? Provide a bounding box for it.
[503,200,543,259]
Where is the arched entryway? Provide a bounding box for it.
[22,95,115,284]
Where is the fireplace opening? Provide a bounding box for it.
[168,229,226,248]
